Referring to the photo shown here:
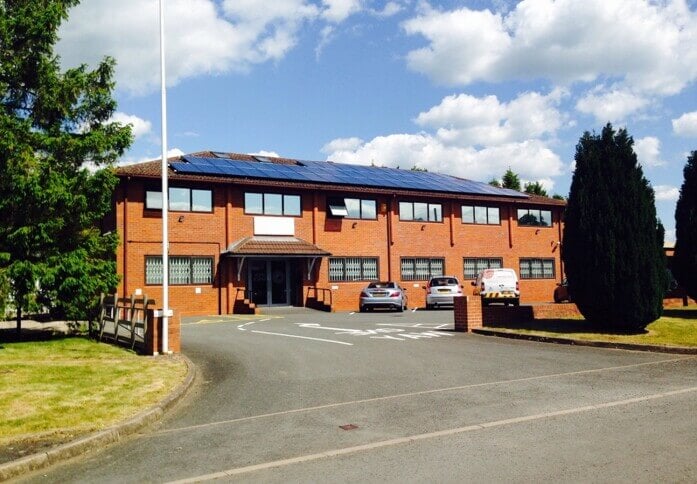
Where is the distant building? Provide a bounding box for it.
[110,152,566,316]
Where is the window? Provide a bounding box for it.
[328,197,377,219]
[463,257,503,279]
[517,208,552,227]
[145,187,212,212]
[399,202,442,222]
[519,258,555,279]
[328,257,379,282]
[400,258,444,281]
[462,205,500,225]
[145,256,214,285]
[244,192,301,216]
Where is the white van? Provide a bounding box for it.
[472,268,520,306]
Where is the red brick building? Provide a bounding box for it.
[112,152,566,316]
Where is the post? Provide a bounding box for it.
[159,0,170,353]
[453,296,483,332]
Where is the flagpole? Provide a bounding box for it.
[159,0,170,354]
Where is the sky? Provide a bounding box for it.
[56,0,697,242]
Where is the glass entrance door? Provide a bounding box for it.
[249,260,289,306]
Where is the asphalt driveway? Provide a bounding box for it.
[22,308,697,483]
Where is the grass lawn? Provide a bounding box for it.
[0,336,187,462]
[490,306,697,347]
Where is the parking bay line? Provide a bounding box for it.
[156,356,694,437]
[249,329,353,346]
[168,385,697,483]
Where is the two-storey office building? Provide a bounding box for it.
[112,152,566,316]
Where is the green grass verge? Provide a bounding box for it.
[491,306,697,347]
[0,337,186,457]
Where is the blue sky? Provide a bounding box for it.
[57,0,697,242]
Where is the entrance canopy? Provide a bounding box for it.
[222,236,331,258]
[222,236,331,281]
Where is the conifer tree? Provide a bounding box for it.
[524,181,548,197]
[673,151,697,300]
[501,168,521,191]
[562,124,665,331]
[0,1,132,332]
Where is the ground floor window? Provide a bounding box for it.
[519,258,555,279]
[328,257,379,282]
[400,257,444,281]
[145,256,214,285]
[463,257,503,279]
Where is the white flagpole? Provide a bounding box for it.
[159,0,170,354]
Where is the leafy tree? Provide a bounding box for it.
[524,181,548,196]
[0,1,132,333]
[501,168,521,191]
[562,124,665,331]
[410,165,428,172]
[488,178,501,188]
[673,151,697,300]
[552,194,566,201]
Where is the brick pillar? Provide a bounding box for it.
[145,310,181,355]
[453,296,483,332]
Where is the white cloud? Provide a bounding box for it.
[634,136,665,167]
[403,1,697,97]
[110,112,152,139]
[57,0,321,94]
[371,2,403,18]
[575,88,649,123]
[672,111,697,137]
[654,185,680,201]
[415,89,565,146]
[321,137,365,153]
[324,89,566,182]
[325,133,562,181]
[250,150,281,157]
[321,0,363,22]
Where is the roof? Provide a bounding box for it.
[115,151,566,207]
[223,236,331,257]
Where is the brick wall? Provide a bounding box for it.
[115,178,565,315]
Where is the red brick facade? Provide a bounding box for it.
[112,157,566,316]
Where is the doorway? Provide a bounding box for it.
[248,259,290,306]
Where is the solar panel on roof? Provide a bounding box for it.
[169,155,527,199]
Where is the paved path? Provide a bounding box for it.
[21,309,697,483]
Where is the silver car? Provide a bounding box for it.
[359,282,408,312]
[424,276,463,309]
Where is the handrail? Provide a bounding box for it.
[306,286,333,308]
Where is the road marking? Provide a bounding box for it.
[250,330,353,346]
[156,356,694,436]
[168,385,697,483]
[183,315,282,326]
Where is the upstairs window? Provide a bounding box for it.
[399,202,442,222]
[517,208,552,227]
[462,205,500,225]
[245,192,301,216]
[328,197,377,219]
[145,187,212,212]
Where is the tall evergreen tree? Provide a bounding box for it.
[524,181,548,197]
[0,1,132,332]
[562,124,665,331]
[501,168,521,191]
[673,151,697,300]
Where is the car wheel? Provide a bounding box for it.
[359,306,366,313]
[554,293,561,303]
[397,304,404,312]
[513,299,520,307]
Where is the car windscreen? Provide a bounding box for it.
[432,278,458,286]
